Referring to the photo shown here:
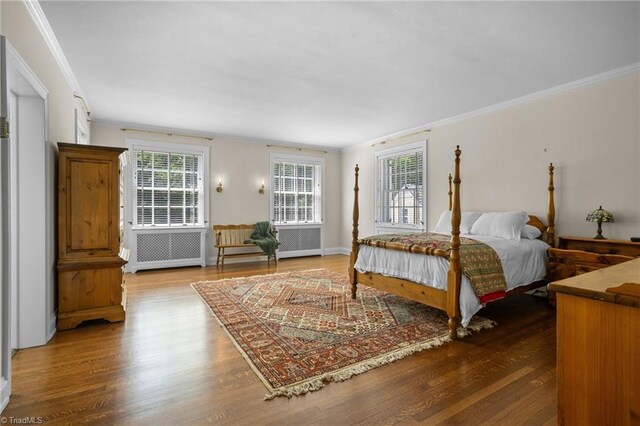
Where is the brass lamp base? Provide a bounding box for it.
[593,222,606,239]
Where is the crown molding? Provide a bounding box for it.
[6,42,49,99]
[91,119,342,153]
[19,0,636,155]
[22,0,89,110]
[343,62,640,152]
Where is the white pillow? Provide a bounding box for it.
[432,211,452,234]
[469,211,529,240]
[432,211,483,235]
[521,224,542,240]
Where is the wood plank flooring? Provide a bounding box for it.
[3,255,557,425]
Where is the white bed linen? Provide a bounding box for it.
[354,234,549,327]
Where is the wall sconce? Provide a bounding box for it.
[216,178,223,193]
[258,180,265,194]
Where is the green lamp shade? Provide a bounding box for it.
[586,206,614,239]
[586,206,614,223]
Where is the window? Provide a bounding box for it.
[271,154,323,225]
[375,141,427,231]
[129,140,208,227]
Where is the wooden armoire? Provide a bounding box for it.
[57,143,128,330]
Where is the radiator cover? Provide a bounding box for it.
[277,226,323,258]
[128,228,206,272]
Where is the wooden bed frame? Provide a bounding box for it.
[348,146,556,339]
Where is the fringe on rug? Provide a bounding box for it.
[264,318,496,400]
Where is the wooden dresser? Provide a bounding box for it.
[57,143,128,330]
[557,236,640,256]
[548,237,640,281]
[548,259,640,425]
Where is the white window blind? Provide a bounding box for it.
[134,149,204,227]
[375,142,426,230]
[272,158,322,224]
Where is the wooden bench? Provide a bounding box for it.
[213,224,278,270]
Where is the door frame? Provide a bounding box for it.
[0,35,10,414]
[0,37,51,411]
[7,40,52,345]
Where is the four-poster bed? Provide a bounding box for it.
[348,146,556,339]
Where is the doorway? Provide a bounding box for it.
[6,42,52,350]
[1,36,53,412]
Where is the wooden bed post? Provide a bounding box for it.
[546,163,556,247]
[446,146,462,339]
[448,174,453,211]
[349,164,360,299]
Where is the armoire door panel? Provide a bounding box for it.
[67,158,112,252]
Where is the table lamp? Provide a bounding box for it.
[586,206,614,240]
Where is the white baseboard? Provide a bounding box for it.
[128,258,206,273]
[278,249,323,259]
[324,247,350,255]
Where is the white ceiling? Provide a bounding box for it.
[41,1,640,148]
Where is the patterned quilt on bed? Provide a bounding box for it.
[359,232,507,303]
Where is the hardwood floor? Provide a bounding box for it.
[3,255,557,425]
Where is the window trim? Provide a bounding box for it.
[125,138,210,230]
[269,152,325,227]
[374,140,428,233]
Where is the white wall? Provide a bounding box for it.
[1,2,90,142]
[95,71,640,256]
[342,71,640,247]
[1,1,92,342]
[90,124,344,259]
[4,0,637,283]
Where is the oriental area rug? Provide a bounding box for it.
[192,269,495,400]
